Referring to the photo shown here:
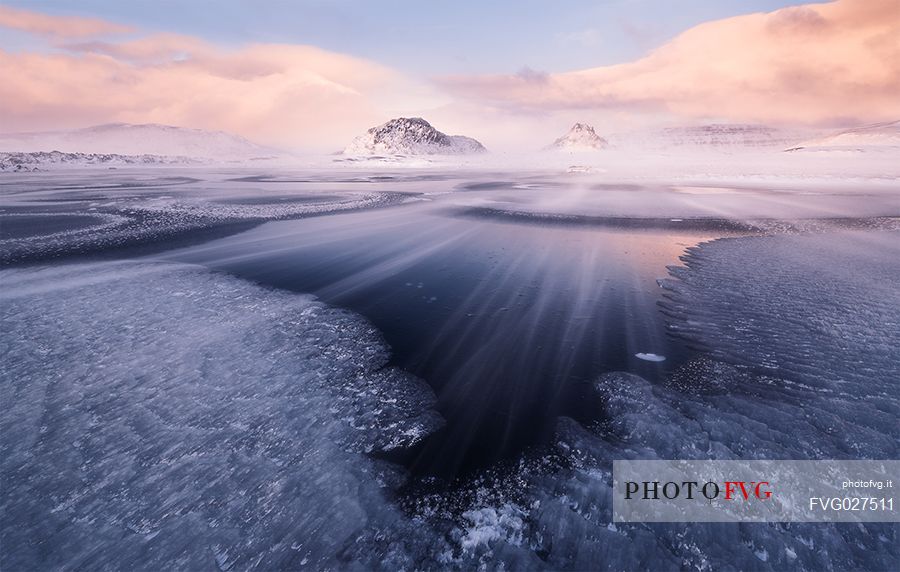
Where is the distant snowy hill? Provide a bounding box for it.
[0,151,200,172]
[786,120,900,153]
[0,123,281,161]
[344,118,486,156]
[613,124,805,151]
[657,124,802,148]
[547,123,608,151]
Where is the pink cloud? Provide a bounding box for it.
[440,0,900,126]
[0,12,438,150]
[60,34,213,64]
[0,5,133,38]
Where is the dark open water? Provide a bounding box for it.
[167,200,726,478]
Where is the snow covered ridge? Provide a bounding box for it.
[546,123,608,151]
[608,123,807,150]
[0,123,282,161]
[0,150,200,171]
[786,120,900,152]
[657,124,800,148]
[343,117,486,156]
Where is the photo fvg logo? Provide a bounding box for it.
[614,460,898,523]
[624,480,773,501]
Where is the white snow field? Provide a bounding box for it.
[787,120,900,153]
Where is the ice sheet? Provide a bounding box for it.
[0,173,411,264]
[0,261,441,570]
[3,170,899,570]
[401,230,900,570]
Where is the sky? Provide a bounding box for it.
[1,0,898,151]
[3,0,815,74]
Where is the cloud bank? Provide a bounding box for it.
[441,0,900,126]
[0,10,437,150]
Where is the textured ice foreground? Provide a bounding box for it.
[402,231,899,571]
[660,231,900,403]
[3,169,900,570]
[0,262,442,570]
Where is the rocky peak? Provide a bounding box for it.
[344,117,486,155]
[548,123,608,150]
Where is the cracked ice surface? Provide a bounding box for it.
[0,261,442,570]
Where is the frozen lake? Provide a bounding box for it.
[2,167,898,570]
[166,197,722,477]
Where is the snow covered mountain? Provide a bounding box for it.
[0,123,281,161]
[658,124,801,148]
[547,123,608,151]
[0,151,200,172]
[344,118,486,155]
[786,120,900,152]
